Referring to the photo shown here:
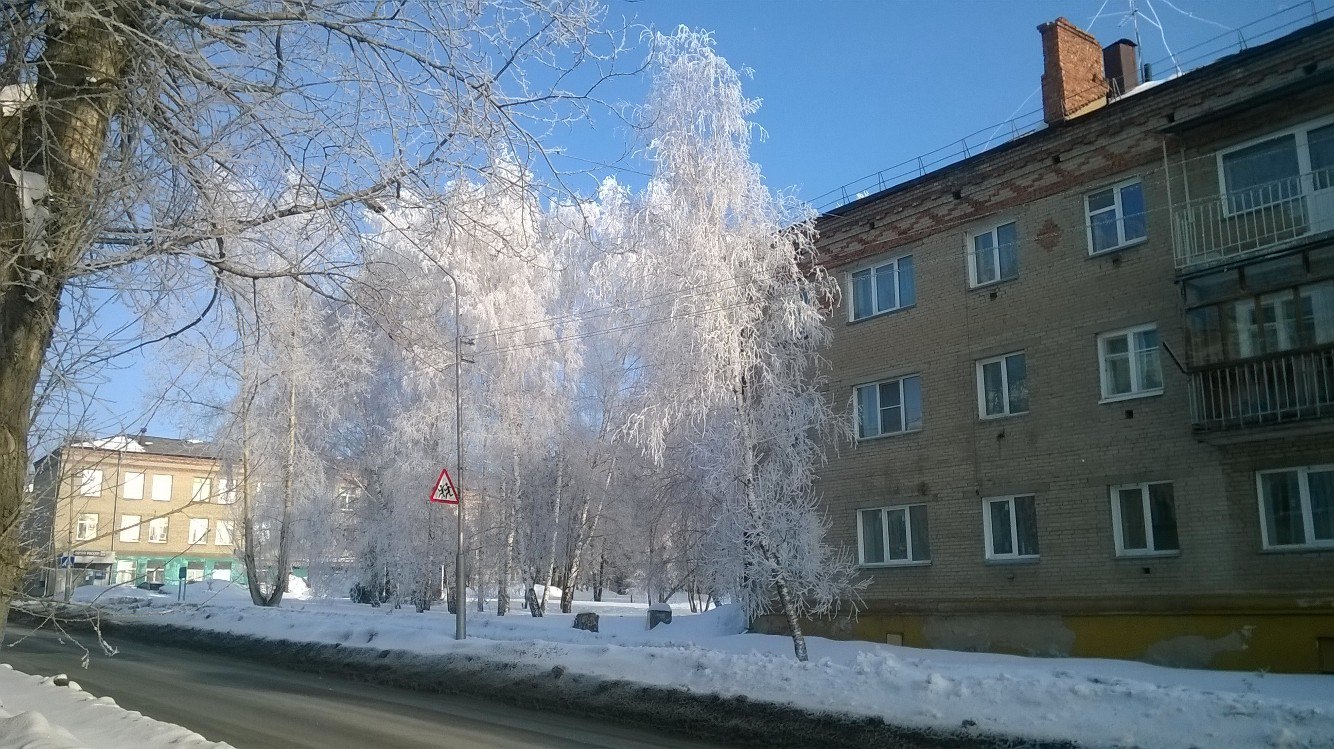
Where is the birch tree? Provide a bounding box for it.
[616,28,862,661]
[0,0,622,633]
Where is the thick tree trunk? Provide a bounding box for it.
[0,4,132,639]
[771,568,808,662]
[539,457,563,613]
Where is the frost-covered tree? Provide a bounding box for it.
[0,0,624,632]
[613,28,863,661]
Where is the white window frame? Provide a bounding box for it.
[217,477,237,505]
[119,514,141,543]
[967,220,1019,288]
[1256,465,1334,550]
[188,517,209,545]
[982,495,1040,561]
[191,477,211,503]
[854,374,923,440]
[122,471,145,500]
[847,253,915,322]
[1097,323,1163,402]
[975,351,1028,418]
[856,504,931,567]
[147,517,169,544]
[1110,482,1180,557]
[75,513,98,541]
[1216,114,1334,216]
[78,469,103,497]
[150,474,173,502]
[215,520,234,546]
[1085,177,1147,255]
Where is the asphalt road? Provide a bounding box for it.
[1,623,720,749]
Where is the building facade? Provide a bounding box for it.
[796,17,1334,673]
[28,435,241,595]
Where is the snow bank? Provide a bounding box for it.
[52,592,1334,749]
[0,664,228,749]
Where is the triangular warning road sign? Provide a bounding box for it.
[429,467,459,504]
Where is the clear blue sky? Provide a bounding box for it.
[78,0,1325,441]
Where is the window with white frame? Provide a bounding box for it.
[75,513,98,541]
[1111,482,1179,555]
[122,471,144,500]
[217,477,237,505]
[1219,120,1334,213]
[78,469,103,497]
[849,254,915,321]
[191,477,211,502]
[1086,178,1146,254]
[1098,324,1162,400]
[969,221,1019,287]
[976,352,1028,418]
[215,520,234,546]
[855,375,923,439]
[150,474,173,501]
[1257,465,1333,549]
[188,518,209,545]
[858,504,931,565]
[983,495,1039,560]
[147,517,169,543]
[119,515,141,543]
[145,561,165,584]
[337,486,356,512]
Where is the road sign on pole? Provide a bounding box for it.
[429,468,459,505]
[58,555,75,568]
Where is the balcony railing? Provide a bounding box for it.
[1171,170,1334,271]
[1189,347,1334,431]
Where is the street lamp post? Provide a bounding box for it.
[363,200,465,640]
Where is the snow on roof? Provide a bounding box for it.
[71,434,218,459]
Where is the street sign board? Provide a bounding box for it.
[429,467,459,505]
[58,555,75,568]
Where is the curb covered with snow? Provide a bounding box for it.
[54,614,1067,749]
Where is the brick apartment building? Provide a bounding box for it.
[804,17,1334,672]
[27,435,241,595]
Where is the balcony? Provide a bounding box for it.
[1172,170,1334,272]
[1189,347,1334,432]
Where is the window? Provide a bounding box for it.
[150,474,173,501]
[337,486,356,512]
[855,375,923,439]
[976,352,1028,417]
[75,513,98,541]
[1257,466,1333,549]
[857,504,931,565]
[215,520,234,546]
[983,495,1039,560]
[119,515,141,543]
[1086,178,1147,254]
[78,469,103,497]
[191,477,211,502]
[849,255,915,321]
[211,562,233,581]
[186,562,206,581]
[1098,324,1162,400]
[122,471,144,500]
[188,518,209,545]
[1219,121,1334,214]
[146,561,165,584]
[217,477,237,505]
[969,221,1019,287]
[1111,483,1180,555]
[147,517,169,543]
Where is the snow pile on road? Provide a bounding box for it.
[59,586,1334,749]
[0,663,229,749]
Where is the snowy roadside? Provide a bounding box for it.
[17,582,1334,749]
[0,663,229,749]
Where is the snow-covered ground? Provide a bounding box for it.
[22,581,1334,748]
[0,663,228,749]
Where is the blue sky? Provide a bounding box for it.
[75,0,1325,441]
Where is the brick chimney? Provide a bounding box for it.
[1038,18,1109,124]
[1103,38,1139,97]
